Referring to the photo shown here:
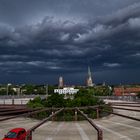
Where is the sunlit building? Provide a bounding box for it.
[114,87,140,96]
[54,87,79,94]
[59,76,64,88]
[86,66,94,87]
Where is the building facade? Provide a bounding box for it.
[54,87,79,94]
[114,87,140,96]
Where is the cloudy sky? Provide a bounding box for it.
[0,0,140,85]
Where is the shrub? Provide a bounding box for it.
[26,92,108,120]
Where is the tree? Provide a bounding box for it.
[48,85,57,94]
[22,85,35,95]
[26,90,106,120]
[45,93,65,107]
[27,96,44,108]
[73,89,103,107]
[137,92,140,98]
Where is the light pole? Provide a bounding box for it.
[6,83,11,96]
[122,85,124,96]
[108,86,112,96]
[45,84,48,97]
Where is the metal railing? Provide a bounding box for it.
[112,104,140,107]
[26,108,64,140]
[1,105,140,140]
[106,106,140,112]
[89,105,140,122]
[76,107,103,140]
[0,108,47,122]
[98,95,139,102]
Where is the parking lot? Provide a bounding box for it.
[0,105,140,140]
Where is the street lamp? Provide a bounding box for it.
[108,86,112,96]
[45,84,48,96]
[6,83,11,96]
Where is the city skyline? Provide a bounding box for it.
[0,0,140,84]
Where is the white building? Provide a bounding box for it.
[54,87,79,95]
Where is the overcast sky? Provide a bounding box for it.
[0,0,140,85]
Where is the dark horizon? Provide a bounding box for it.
[0,0,140,84]
[0,69,140,86]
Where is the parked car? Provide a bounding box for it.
[2,128,27,140]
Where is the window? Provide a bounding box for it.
[5,132,17,138]
[20,130,25,134]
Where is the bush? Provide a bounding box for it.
[27,96,43,108]
[44,93,65,107]
[26,92,108,120]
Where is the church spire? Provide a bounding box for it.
[87,66,93,87]
[88,66,91,77]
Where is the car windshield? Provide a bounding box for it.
[5,131,17,138]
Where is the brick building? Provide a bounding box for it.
[114,87,140,96]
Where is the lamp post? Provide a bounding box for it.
[45,84,48,97]
[6,83,11,96]
[122,85,124,96]
[108,86,112,96]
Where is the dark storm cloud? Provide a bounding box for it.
[0,0,139,26]
[0,0,140,84]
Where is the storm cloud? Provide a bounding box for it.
[0,0,140,84]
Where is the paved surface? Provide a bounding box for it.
[0,105,140,140]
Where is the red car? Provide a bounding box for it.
[2,128,27,140]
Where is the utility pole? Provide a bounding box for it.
[122,85,124,96]
[45,84,48,97]
[6,83,11,96]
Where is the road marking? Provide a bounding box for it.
[133,111,137,117]
[54,122,64,135]
[46,137,52,140]
[45,122,64,140]
[97,124,133,140]
[75,123,90,140]
[103,120,140,130]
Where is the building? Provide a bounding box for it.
[86,66,94,87]
[114,87,140,96]
[13,87,21,96]
[59,76,64,88]
[54,87,79,95]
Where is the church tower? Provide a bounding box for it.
[59,76,64,88]
[86,66,93,87]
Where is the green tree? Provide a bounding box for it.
[22,85,35,95]
[48,85,57,94]
[27,96,44,108]
[45,93,65,107]
[0,88,6,95]
[137,92,140,98]
[34,86,46,95]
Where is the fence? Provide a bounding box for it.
[98,95,139,102]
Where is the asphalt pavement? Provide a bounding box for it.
[0,104,140,140]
